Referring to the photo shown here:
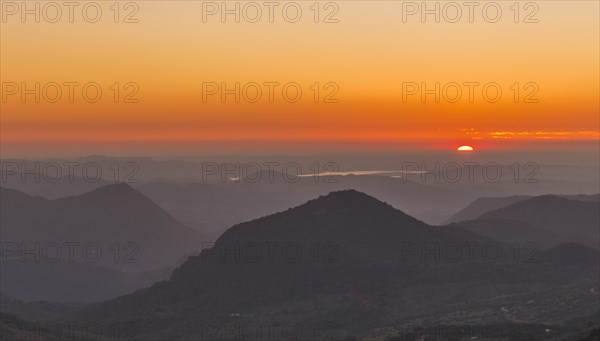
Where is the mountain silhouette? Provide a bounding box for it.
[0,171,110,199]
[69,190,547,339]
[134,174,464,239]
[175,189,491,268]
[477,195,599,241]
[1,184,204,270]
[445,193,600,224]
[443,195,531,224]
[26,190,595,340]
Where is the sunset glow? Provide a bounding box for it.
[1,1,599,156]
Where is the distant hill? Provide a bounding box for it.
[0,171,111,199]
[445,193,600,224]
[443,195,531,224]
[478,195,599,241]
[0,184,204,270]
[175,189,490,266]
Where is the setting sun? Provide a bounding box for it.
[457,145,475,152]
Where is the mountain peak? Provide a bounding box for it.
[529,194,566,202]
[4,182,203,270]
[76,183,142,199]
[478,194,599,241]
[297,189,396,213]
[0,186,48,206]
[316,189,379,202]
[322,189,374,198]
[194,189,444,268]
[92,182,134,191]
[58,183,173,215]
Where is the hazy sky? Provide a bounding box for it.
[1,0,598,156]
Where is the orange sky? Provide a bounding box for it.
[1,0,599,155]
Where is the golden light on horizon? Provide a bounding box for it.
[457,145,475,152]
[0,1,598,155]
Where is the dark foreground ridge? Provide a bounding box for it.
[58,189,600,340]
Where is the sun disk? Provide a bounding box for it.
[457,145,474,151]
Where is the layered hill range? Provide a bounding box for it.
[45,190,598,341]
[0,185,201,302]
[445,193,599,223]
[447,194,600,249]
[4,155,598,238]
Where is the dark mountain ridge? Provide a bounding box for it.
[478,195,599,241]
[444,193,600,224]
[62,190,600,340]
